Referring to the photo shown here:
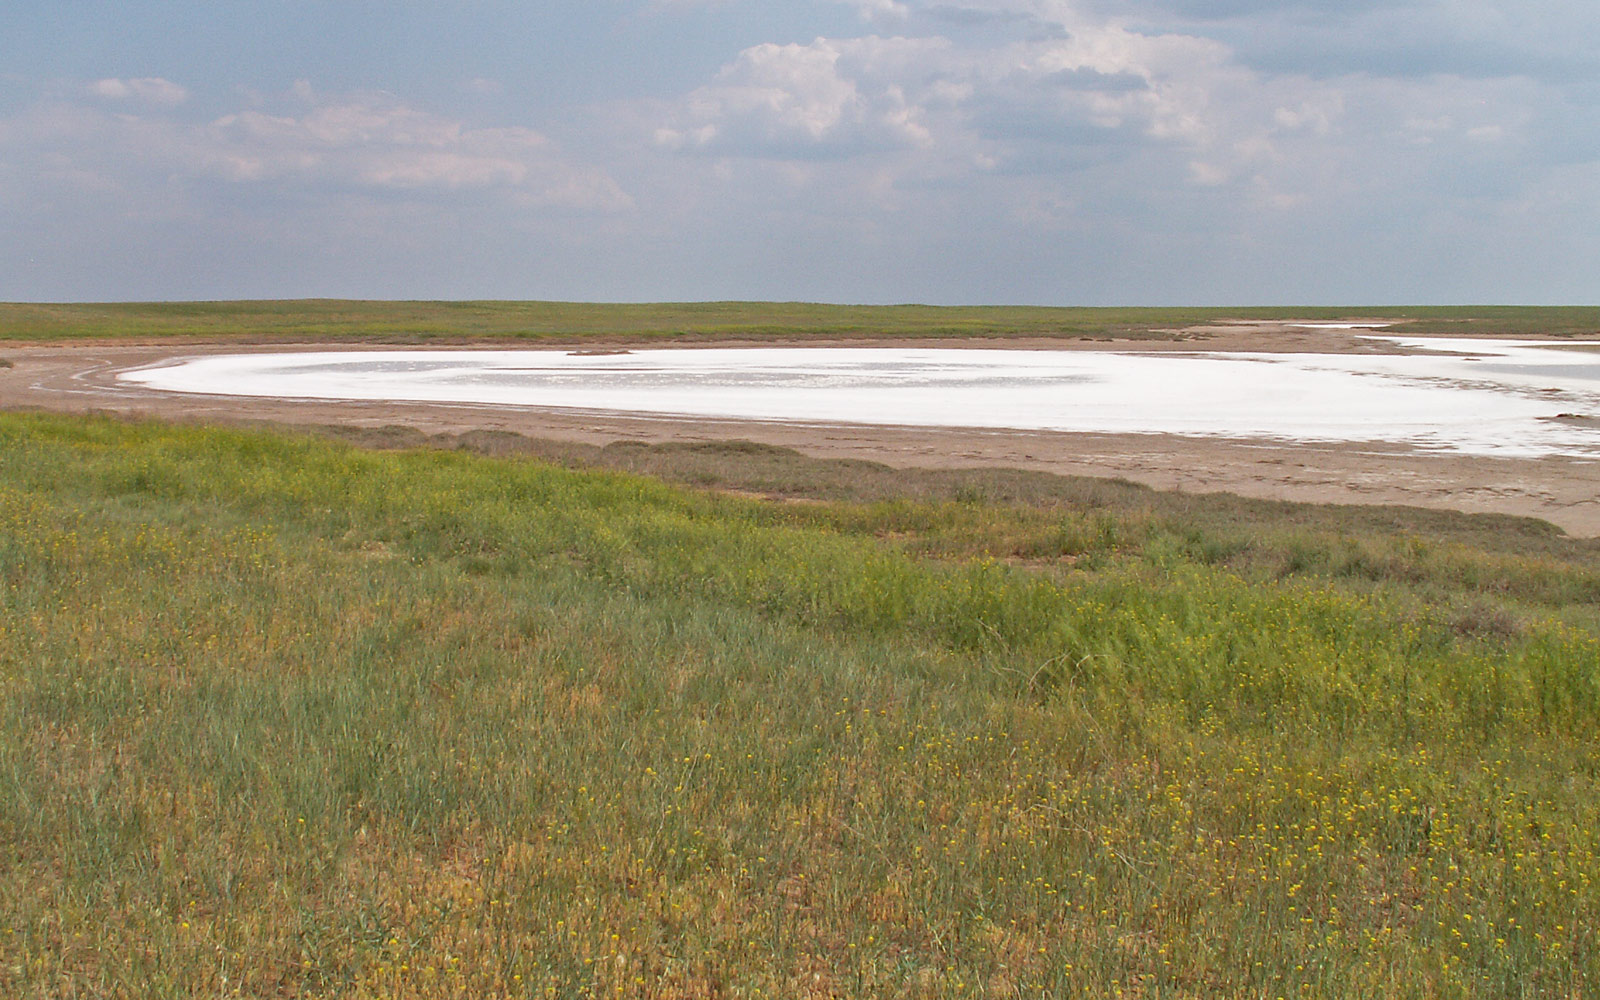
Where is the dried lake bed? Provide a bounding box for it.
[120,337,1600,459]
[3,334,1598,533]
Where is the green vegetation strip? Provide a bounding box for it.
[4,299,1599,342]
[2,411,1598,997]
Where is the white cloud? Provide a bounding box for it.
[1272,99,1338,134]
[87,77,189,106]
[6,4,1594,304]
[650,0,1565,219]
[632,0,1588,294]
[14,84,632,212]
[656,36,947,155]
[834,0,911,22]
[203,92,635,209]
[651,0,907,14]
[653,13,1319,188]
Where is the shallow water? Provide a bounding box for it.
[120,338,1600,458]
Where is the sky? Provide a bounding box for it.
[2,0,1597,305]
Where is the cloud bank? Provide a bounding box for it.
[1,0,1595,303]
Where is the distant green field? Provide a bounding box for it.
[3,299,1598,343]
[3,411,1598,997]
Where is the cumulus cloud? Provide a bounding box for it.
[653,11,1313,188]
[656,36,948,155]
[86,77,189,106]
[6,2,1594,303]
[627,0,1600,305]
[649,0,1572,213]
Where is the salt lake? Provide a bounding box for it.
[119,338,1600,459]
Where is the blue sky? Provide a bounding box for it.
[2,0,1597,304]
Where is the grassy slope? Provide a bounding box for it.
[3,300,1599,343]
[3,412,1598,998]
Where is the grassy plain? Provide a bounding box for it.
[3,409,1599,998]
[3,300,1600,343]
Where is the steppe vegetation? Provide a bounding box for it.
[3,300,1599,343]
[3,409,1598,998]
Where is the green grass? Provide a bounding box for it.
[2,411,1598,998]
[3,299,1598,343]
[326,428,1600,633]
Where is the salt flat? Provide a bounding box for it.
[119,338,1600,459]
[4,334,1596,533]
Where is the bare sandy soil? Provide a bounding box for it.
[2,326,1596,536]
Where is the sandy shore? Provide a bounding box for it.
[2,328,1597,537]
